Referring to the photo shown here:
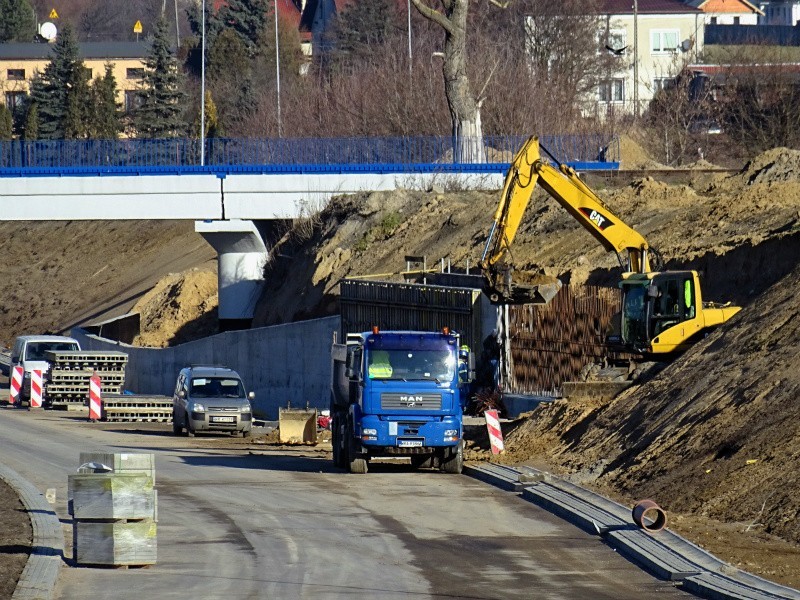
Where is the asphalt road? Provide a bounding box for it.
[0,408,693,600]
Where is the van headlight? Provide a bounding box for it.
[240,403,251,413]
[191,403,206,412]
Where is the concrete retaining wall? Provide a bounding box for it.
[73,316,340,420]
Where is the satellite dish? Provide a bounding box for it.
[40,22,57,42]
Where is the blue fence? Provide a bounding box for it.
[0,134,619,176]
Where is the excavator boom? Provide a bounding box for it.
[481,136,653,306]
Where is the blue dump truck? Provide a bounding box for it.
[330,327,473,474]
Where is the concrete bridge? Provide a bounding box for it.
[0,135,619,327]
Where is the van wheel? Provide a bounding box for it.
[186,422,195,437]
[172,412,182,435]
[241,429,251,438]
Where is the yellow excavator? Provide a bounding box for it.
[480,136,740,356]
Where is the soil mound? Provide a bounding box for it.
[618,134,669,170]
[131,269,218,347]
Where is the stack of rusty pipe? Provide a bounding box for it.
[508,285,630,394]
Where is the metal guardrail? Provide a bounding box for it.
[0,134,620,175]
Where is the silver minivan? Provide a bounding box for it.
[172,366,254,437]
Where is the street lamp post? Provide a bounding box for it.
[200,0,206,166]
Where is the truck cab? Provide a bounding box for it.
[10,335,80,401]
[331,329,470,474]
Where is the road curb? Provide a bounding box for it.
[464,463,800,600]
[0,463,63,600]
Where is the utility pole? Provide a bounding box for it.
[275,0,282,137]
[633,0,639,118]
[407,0,413,76]
[200,0,206,166]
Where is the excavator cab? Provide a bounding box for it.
[615,271,701,355]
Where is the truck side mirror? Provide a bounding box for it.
[178,390,186,399]
[468,353,476,383]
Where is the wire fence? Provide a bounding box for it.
[0,134,619,174]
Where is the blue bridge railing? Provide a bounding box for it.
[0,134,619,176]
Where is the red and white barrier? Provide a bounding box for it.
[89,374,102,421]
[484,409,505,455]
[9,366,23,405]
[30,369,43,408]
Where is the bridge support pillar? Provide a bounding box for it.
[195,219,268,331]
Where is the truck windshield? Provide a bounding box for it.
[191,377,246,398]
[25,342,79,361]
[368,349,455,382]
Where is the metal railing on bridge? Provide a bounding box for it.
[0,134,619,176]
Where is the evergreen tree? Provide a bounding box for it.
[0,104,12,140]
[136,17,187,138]
[23,102,38,140]
[28,24,90,139]
[91,63,122,139]
[64,67,92,138]
[213,0,268,53]
[0,0,36,42]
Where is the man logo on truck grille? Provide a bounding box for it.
[400,395,423,407]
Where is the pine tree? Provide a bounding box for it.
[214,0,269,53]
[0,104,12,140]
[64,67,92,138]
[0,0,36,43]
[91,63,122,139]
[28,24,90,139]
[23,102,38,140]
[136,17,187,138]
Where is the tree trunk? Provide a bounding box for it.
[412,0,484,162]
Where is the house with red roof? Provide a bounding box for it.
[684,0,764,24]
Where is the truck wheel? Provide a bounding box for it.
[346,421,368,474]
[172,412,182,435]
[442,441,464,474]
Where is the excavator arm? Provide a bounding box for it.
[480,136,656,304]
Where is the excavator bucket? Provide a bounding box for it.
[278,407,318,444]
[484,269,563,305]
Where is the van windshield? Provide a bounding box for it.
[25,342,79,361]
[190,377,246,398]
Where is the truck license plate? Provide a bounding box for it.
[398,440,423,447]
[211,416,235,423]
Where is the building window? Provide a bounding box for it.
[733,16,740,25]
[653,78,674,93]
[126,68,144,79]
[651,29,680,54]
[604,28,628,55]
[4,91,26,117]
[599,79,625,102]
[124,90,142,113]
[7,68,25,80]
[710,17,717,24]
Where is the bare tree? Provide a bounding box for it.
[410,0,485,161]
